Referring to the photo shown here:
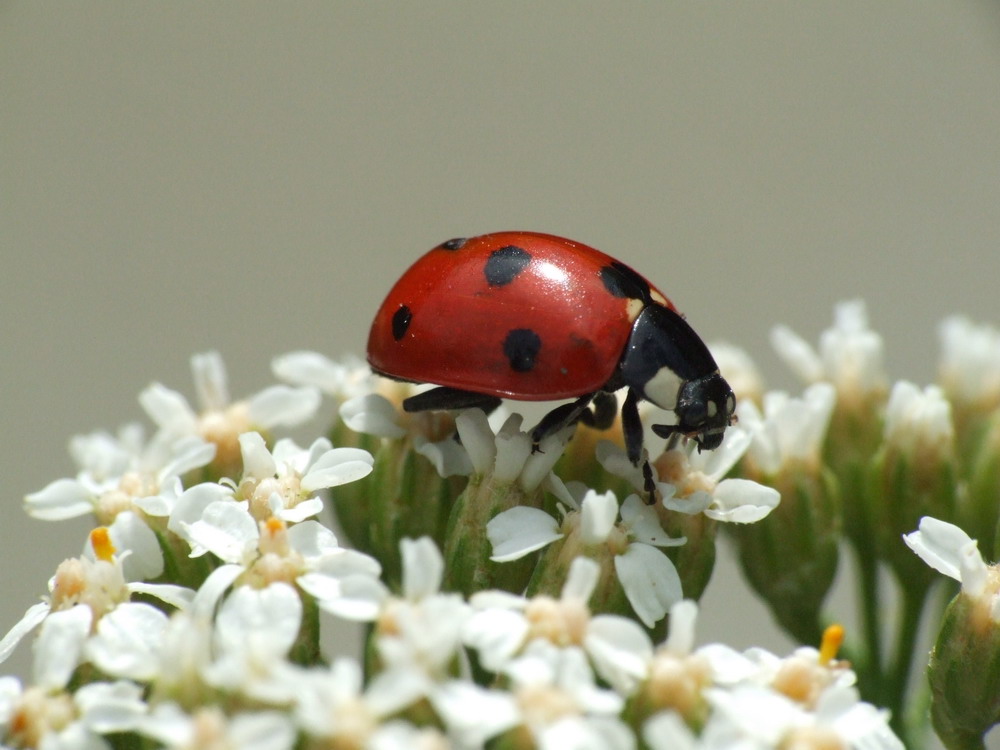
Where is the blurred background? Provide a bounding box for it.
[3,0,1000,710]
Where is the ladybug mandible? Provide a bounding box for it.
[367,231,736,498]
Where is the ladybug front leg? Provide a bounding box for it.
[622,389,657,504]
[529,393,597,448]
[402,386,502,415]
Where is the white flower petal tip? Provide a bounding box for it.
[487,506,563,562]
[903,516,978,585]
[340,393,407,439]
[704,479,780,523]
[614,544,682,627]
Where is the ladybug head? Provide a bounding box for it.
[648,372,735,450]
[667,372,736,450]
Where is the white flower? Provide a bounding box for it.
[505,642,632,750]
[140,350,320,471]
[176,496,385,619]
[739,383,836,475]
[0,531,193,669]
[938,314,1000,409]
[294,657,430,747]
[642,601,903,750]
[201,583,305,703]
[234,431,373,523]
[883,381,954,457]
[487,490,684,627]
[0,608,147,748]
[338,392,479,477]
[904,516,1000,620]
[771,299,888,405]
[370,538,471,679]
[599,426,778,524]
[456,409,576,498]
[138,705,296,750]
[272,350,377,401]
[24,424,212,525]
[464,557,653,693]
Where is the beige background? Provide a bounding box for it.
[2,0,1000,725]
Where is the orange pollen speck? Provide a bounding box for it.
[819,624,844,664]
[90,527,116,562]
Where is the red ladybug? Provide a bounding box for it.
[367,231,735,497]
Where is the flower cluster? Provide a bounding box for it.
[2,302,998,749]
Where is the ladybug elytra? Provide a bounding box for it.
[367,231,736,499]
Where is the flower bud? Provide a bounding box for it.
[728,386,840,644]
[928,582,1000,748]
[873,382,959,586]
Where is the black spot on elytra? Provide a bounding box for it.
[484,245,532,287]
[391,305,412,340]
[503,329,542,372]
[599,261,651,302]
[441,237,467,250]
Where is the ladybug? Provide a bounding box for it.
[367,231,736,498]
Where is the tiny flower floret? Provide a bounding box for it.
[904,516,1000,623]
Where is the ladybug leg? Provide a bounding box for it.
[402,387,502,415]
[622,389,658,504]
[529,393,597,449]
[577,391,617,430]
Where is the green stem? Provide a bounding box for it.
[851,541,884,704]
[887,581,928,743]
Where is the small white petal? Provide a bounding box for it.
[620,494,683,547]
[287,520,340,558]
[24,478,93,520]
[432,681,520,747]
[415,436,474,477]
[959,540,989,597]
[191,564,243,617]
[614,544,682,628]
[455,409,497,474]
[183,502,258,563]
[168,482,233,538]
[160,437,216,481]
[771,324,824,382]
[239,432,276,479]
[902,516,974,582]
[301,448,374,491]
[192,351,230,411]
[563,557,601,601]
[272,495,324,523]
[579,490,619,544]
[272,350,344,390]
[340,394,406,439]
[139,382,198,434]
[520,425,572,491]
[401,537,444,600]
[586,615,653,692]
[493,418,532,484]
[76,680,147,733]
[107,512,164,581]
[463,609,530,670]
[643,711,698,750]
[227,712,296,750]
[34,605,92,690]
[249,385,321,428]
[0,602,50,665]
[487,506,562,562]
[87,603,168,680]
[664,600,699,656]
[127,583,195,611]
[216,583,302,657]
[704,478,780,523]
